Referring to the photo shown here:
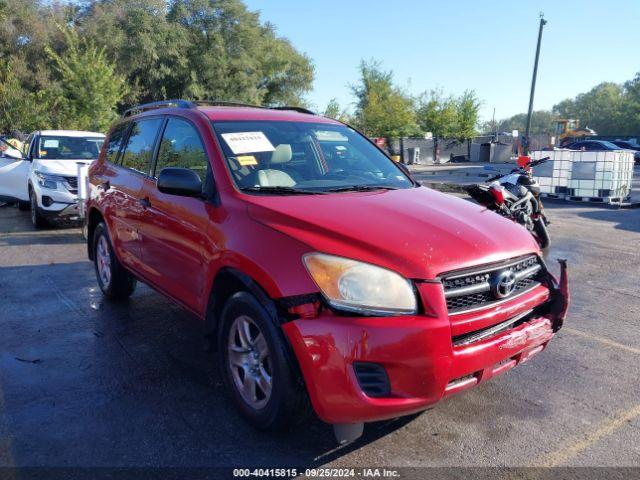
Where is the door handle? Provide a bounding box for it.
[139,197,151,208]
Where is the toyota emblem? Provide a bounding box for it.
[491,270,517,299]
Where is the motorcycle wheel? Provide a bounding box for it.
[532,217,550,249]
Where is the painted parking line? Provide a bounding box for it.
[563,327,640,355]
[534,403,640,467]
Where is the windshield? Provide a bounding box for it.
[35,135,104,160]
[212,121,413,194]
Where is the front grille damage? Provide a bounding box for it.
[442,255,543,314]
[452,309,533,346]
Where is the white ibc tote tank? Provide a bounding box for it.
[530,149,635,204]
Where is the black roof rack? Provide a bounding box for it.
[121,99,315,118]
[192,100,260,109]
[196,101,316,115]
[271,106,316,115]
[121,99,195,118]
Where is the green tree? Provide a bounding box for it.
[258,24,314,106]
[553,82,626,135]
[455,90,481,140]
[0,0,70,93]
[417,89,481,140]
[45,26,128,131]
[0,62,48,132]
[164,0,313,105]
[323,98,350,123]
[0,0,314,123]
[416,89,457,138]
[351,60,418,138]
[621,73,640,135]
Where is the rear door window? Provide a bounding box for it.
[120,118,163,175]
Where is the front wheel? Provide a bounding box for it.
[219,291,308,431]
[93,222,137,300]
[29,190,48,229]
[532,216,550,249]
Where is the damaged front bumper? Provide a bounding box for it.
[282,258,570,426]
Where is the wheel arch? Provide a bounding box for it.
[205,267,309,404]
[204,267,279,344]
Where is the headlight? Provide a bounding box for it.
[303,253,417,315]
[34,171,61,190]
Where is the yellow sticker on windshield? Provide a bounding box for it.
[236,155,258,166]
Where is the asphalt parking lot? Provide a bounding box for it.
[0,196,639,475]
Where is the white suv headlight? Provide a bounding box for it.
[303,253,417,315]
[34,171,61,190]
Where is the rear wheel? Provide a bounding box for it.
[29,190,48,229]
[93,222,137,300]
[219,291,307,430]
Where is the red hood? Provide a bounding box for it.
[246,186,540,280]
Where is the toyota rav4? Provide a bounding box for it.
[85,100,569,443]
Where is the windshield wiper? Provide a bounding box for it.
[324,185,400,193]
[240,186,327,195]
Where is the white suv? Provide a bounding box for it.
[0,130,104,228]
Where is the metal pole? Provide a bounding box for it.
[523,14,547,155]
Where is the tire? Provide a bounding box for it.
[29,190,48,229]
[93,222,137,300]
[219,291,307,431]
[532,216,550,249]
[18,201,30,211]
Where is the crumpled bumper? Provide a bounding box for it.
[282,260,569,425]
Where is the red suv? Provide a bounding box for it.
[86,100,569,443]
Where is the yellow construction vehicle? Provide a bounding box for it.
[554,119,596,147]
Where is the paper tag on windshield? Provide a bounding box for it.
[221,132,275,154]
[236,155,258,166]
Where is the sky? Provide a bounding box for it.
[243,0,640,123]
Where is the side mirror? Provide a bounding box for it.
[157,167,203,197]
[0,138,25,160]
[0,148,24,160]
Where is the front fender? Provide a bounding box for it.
[547,259,570,332]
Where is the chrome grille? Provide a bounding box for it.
[442,256,542,314]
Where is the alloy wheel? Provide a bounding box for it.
[96,235,112,289]
[227,315,272,410]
